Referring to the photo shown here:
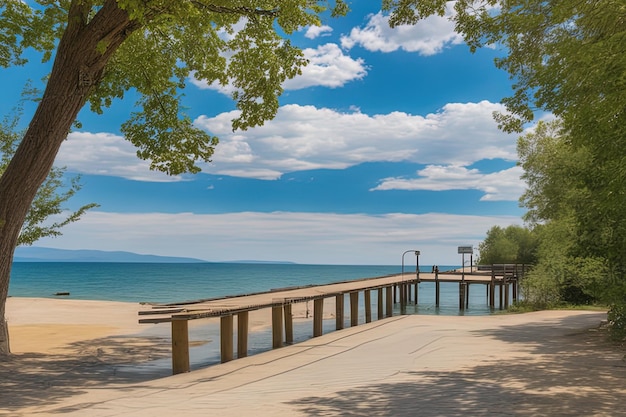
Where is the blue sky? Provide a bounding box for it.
[2,3,531,265]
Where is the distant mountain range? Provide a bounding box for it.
[13,247,296,264]
[14,247,208,263]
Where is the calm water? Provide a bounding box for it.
[9,262,494,314]
[9,262,503,374]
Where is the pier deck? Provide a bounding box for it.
[139,268,521,374]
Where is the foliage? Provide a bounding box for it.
[607,303,626,343]
[477,225,538,265]
[387,0,626,135]
[387,0,626,310]
[0,0,348,175]
[0,108,97,246]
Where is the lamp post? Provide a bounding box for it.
[401,250,420,313]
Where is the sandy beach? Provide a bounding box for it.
[2,297,625,416]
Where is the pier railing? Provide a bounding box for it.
[139,267,521,374]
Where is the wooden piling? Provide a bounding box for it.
[283,304,293,345]
[220,315,234,363]
[386,285,393,317]
[314,298,324,337]
[504,281,510,309]
[459,282,466,310]
[350,291,359,327]
[364,289,372,323]
[272,305,283,348]
[237,311,248,358]
[377,288,383,320]
[489,269,496,309]
[335,294,344,330]
[171,319,190,374]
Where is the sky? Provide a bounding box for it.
[1,2,532,265]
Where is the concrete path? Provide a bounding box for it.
[19,310,626,417]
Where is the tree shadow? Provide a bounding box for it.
[290,313,626,416]
[0,335,171,412]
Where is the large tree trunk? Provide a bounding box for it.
[0,0,137,356]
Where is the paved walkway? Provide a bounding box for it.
[20,310,626,416]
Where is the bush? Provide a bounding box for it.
[607,303,626,342]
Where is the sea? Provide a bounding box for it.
[8,262,499,373]
[8,262,493,314]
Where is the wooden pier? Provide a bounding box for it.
[139,265,524,374]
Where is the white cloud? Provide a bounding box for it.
[304,25,333,39]
[190,43,367,94]
[194,101,518,179]
[341,5,463,55]
[35,211,522,265]
[56,132,183,182]
[372,165,524,201]
[283,43,368,89]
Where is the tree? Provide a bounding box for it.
[387,0,626,334]
[0,0,347,355]
[477,225,538,265]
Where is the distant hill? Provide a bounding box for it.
[13,247,209,263]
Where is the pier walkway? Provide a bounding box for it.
[140,267,521,374]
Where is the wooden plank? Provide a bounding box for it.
[272,305,283,349]
[335,294,344,330]
[171,319,190,374]
[364,289,372,323]
[221,315,234,363]
[284,304,293,345]
[350,291,359,327]
[313,298,324,337]
[237,311,249,358]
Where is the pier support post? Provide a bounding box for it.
[237,311,249,358]
[283,304,293,345]
[386,286,393,317]
[466,282,470,308]
[171,319,190,375]
[313,298,324,337]
[335,294,344,330]
[459,282,466,310]
[512,278,518,303]
[489,269,496,309]
[499,280,504,310]
[414,280,419,305]
[435,270,440,307]
[221,315,234,363]
[365,289,372,323]
[504,281,510,309]
[350,291,359,327]
[272,305,283,348]
[377,288,383,320]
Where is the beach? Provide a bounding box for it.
[2,297,626,416]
